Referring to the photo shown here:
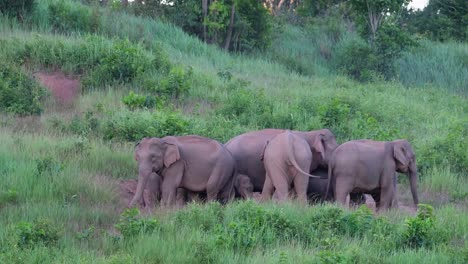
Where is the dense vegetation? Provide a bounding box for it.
[0,0,466,263]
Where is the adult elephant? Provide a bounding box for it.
[261,131,322,202]
[225,128,338,192]
[129,135,236,207]
[327,139,419,211]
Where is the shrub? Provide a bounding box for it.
[35,156,64,177]
[0,0,35,20]
[83,39,152,88]
[16,219,60,249]
[0,189,18,207]
[48,0,100,33]
[0,64,47,115]
[332,36,381,82]
[157,65,192,98]
[122,91,158,110]
[102,109,189,142]
[115,208,159,239]
[403,204,436,248]
[341,205,374,237]
[419,121,468,174]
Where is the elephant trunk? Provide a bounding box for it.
[129,166,152,207]
[409,163,419,206]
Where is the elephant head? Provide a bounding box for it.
[302,129,338,169]
[392,139,419,206]
[129,137,180,207]
[234,173,254,199]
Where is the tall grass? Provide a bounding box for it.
[396,40,468,95]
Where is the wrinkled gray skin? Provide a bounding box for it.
[129,135,237,207]
[261,131,322,203]
[225,129,338,193]
[327,139,418,211]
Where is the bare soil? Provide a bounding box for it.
[118,179,156,213]
[33,71,80,106]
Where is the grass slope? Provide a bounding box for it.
[0,0,467,263]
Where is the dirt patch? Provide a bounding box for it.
[33,71,80,106]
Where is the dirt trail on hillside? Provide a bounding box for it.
[33,71,80,106]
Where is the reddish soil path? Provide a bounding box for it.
[33,71,80,105]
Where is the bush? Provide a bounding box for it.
[16,219,60,249]
[122,91,158,110]
[0,64,47,115]
[174,202,223,232]
[84,39,152,88]
[115,208,159,239]
[0,0,35,20]
[419,121,468,174]
[156,65,192,98]
[0,189,18,207]
[333,36,381,82]
[47,0,100,33]
[102,109,189,142]
[403,204,436,248]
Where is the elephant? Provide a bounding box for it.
[261,131,322,202]
[129,135,237,207]
[225,128,338,193]
[307,168,366,204]
[327,139,419,211]
[234,173,254,199]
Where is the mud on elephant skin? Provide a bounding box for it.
[225,128,338,193]
[129,135,237,207]
[327,139,419,212]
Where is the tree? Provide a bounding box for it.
[349,0,411,43]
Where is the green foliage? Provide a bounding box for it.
[317,250,345,264]
[396,40,468,94]
[35,156,64,177]
[332,36,380,82]
[0,0,35,20]
[0,63,46,115]
[122,91,157,110]
[16,219,60,249]
[157,65,192,98]
[174,202,223,232]
[114,208,159,239]
[102,109,189,142]
[48,0,100,33]
[0,189,18,207]
[403,204,437,248]
[419,120,468,174]
[84,39,152,88]
[405,0,468,42]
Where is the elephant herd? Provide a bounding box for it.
[129,128,419,212]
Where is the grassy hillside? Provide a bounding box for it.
[0,0,467,263]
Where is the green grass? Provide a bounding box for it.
[0,0,466,262]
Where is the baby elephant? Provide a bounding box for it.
[129,135,237,207]
[327,139,419,211]
[261,130,322,203]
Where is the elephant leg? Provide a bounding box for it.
[293,173,308,204]
[161,162,184,207]
[175,188,187,207]
[378,186,394,212]
[269,169,290,202]
[334,177,352,208]
[205,166,226,202]
[147,172,161,206]
[261,174,274,201]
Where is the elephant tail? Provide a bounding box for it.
[286,131,321,179]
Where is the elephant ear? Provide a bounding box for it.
[260,140,270,161]
[163,137,180,168]
[393,142,409,167]
[312,134,325,161]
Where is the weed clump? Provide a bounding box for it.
[16,219,60,249]
[0,64,47,115]
[115,208,159,239]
